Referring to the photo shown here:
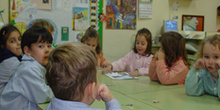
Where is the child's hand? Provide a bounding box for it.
[155,52,158,60]
[129,70,139,77]
[102,65,112,74]
[101,61,109,68]
[215,59,220,70]
[96,84,114,102]
[193,58,206,69]
[157,49,165,60]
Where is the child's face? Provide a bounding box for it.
[28,41,52,66]
[136,35,148,55]
[203,43,220,73]
[84,38,98,51]
[6,30,22,56]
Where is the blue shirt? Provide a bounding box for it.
[46,97,122,110]
[185,67,220,99]
[0,55,54,110]
[0,57,20,95]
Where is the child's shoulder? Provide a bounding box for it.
[20,55,45,72]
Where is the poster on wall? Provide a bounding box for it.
[138,0,152,18]
[106,0,137,29]
[9,0,103,47]
[72,7,89,31]
[31,0,52,10]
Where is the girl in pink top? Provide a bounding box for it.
[149,31,190,85]
[81,27,110,67]
[102,28,153,77]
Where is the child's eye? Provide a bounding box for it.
[39,45,44,48]
[18,38,21,41]
[204,56,209,59]
[214,56,219,59]
[47,45,52,48]
[10,40,15,43]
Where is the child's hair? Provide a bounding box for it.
[81,26,101,54]
[0,24,21,47]
[46,42,97,101]
[197,34,220,58]
[160,31,189,67]
[32,19,54,33]
[21,26,53,53]
[133,28,152,56]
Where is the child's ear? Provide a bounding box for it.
[23,46,31,56]
[87,82,96,100]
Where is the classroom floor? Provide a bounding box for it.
[39,70,220,110]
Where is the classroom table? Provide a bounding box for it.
[39,70,220,110]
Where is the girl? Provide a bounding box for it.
[149,31,190,85]
[185,34,220,99]
[81,27,110,67]
[102,28,153,77]
[0,24,22,95]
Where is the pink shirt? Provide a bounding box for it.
[112,51,153,75]
[149,57,189,85]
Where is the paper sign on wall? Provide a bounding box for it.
[61,27,69,41]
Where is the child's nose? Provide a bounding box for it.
[17,40,21,45]
[208,58,215,64]
[45,46,49,51]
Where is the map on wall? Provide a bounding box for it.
[106,0,137,29]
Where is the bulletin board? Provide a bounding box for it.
[9,0,103,47]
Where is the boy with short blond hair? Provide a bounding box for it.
[46,42,122,110]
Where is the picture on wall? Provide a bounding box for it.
[72,7,89,31]
[106,0,137,29]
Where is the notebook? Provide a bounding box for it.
[105,72,138,80]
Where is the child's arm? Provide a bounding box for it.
[185,68,205,96]
[97,84,122,110]
[111,51,133,72]
[102,51,132,74]
[133,55,153,76]
[20,67,54,103]
[155,59,189,85]
[149,57,159,81]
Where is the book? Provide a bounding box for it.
[105,72,138,80]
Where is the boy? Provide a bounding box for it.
[46,42,122,110]
[0,26,54,110]
[32,19,54,35]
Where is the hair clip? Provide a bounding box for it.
[2,30,5,35]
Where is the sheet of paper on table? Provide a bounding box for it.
[105,72,138,80]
